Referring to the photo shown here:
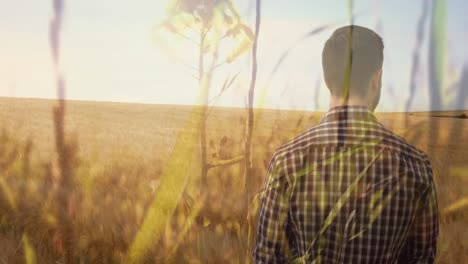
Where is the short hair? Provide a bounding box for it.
[322,25,384,98]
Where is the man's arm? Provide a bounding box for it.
[398,158,439,264]
[253,155,291,263]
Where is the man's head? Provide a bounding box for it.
[322,25,384,111]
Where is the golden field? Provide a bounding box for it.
[0,96,467,263]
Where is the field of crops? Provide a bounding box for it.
[0,97,467,263]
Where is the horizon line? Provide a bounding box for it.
[1,96,466,114]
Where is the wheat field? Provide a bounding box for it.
[0,96,467,263]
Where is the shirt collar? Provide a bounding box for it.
[319,105,380,124]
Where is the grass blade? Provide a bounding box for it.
[405,0,429,113]
[295,147,385,261]
[22,234,37,264]
[428,0,447,110]
[126,74,210,262]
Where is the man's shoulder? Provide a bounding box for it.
[377,125,430,163]
[272,127,316,159]
[269,122,431,166]
[268,125,327,171]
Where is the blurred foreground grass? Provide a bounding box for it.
[0,97,467,263]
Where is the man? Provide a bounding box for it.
[253,25,439,263]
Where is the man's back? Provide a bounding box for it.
[254,106,439,263]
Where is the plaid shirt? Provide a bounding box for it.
[254,105,438,264]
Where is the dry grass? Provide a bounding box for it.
[0,96,467,263]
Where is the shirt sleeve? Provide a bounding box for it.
[398,158,439,264]
[253,155,292,263]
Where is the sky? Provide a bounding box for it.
[1,0,467,112]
